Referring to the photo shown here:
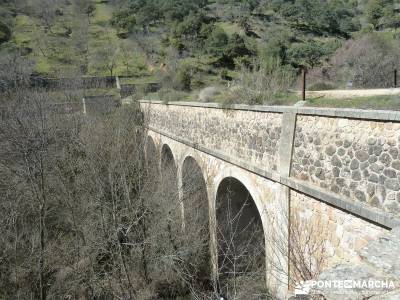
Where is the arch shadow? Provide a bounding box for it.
[215,177,266,297]
[181,156,212,288]
[145,136,159,179]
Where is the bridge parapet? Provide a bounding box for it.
[141,101,283,172]
[293,114,400,217]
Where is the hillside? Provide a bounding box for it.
[0,0,152,79]
[1,0,400,105]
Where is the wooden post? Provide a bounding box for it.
[301,68,307,101]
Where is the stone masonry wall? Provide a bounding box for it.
[141,101,400,225]
[141,101,398,297]
[290,190,385,267]
[142,103,283,172]
[292,116,400,216]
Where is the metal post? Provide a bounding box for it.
[82,97,87,115]
[394,69,397,88]
[302,68,307,101]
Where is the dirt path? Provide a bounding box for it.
[303,88,400,99]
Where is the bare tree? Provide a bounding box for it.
[120,42,134,76]
[94,44,118,77]
[33,0,62,33]
[263,193,331,293]
[0,88,83,299]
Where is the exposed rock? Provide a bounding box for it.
[383,168,397,179]
[359,227,400,278]
[370,163,384,173]
[325,145,337,156]
[331,185,340,193]
[301,228,400,300]
[389,148,398,160]
[336,140,344,147]
[351,170,361,181]
[379,153,392,167]
[368,173,379,183]
[332,167,340,177]
[331,155,342,167]
[367,184,376,196]
[355,150,369,162]
[343,188,351,197]
[369,196,380,207]
[315,168,325,180]
[369,155,378,163]
[385,179,400,191]
[337,147,346,156]
[392,160,400,171]
[350,159,359,170]
[367,137,377,145]
[373,145,383,156]
[354,190,366,201]
[336,178,345,187]
[387,138,397,147]
[360,161,369,170]
[314,137,322,146]
[343,139,352,148]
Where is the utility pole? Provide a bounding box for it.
[302,68,307,101]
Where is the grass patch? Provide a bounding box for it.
[35,56,53,74]
[13,14,36,45]
[218,21,244,36]
[305,95,400,110]
[119,76,157,85]
[92,2,113,26]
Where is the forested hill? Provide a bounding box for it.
[1,0,400,104]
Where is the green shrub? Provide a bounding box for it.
[110,10,136,32]
[173,65,192,91]
[206,26,228,56]
[220,69,229,80]
[0,21,11,45]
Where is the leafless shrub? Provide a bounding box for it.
[310,34,400,88]
[214,179,270,300]
[225,59,295,105]
[264,194,331,293]
[198,86,222,103]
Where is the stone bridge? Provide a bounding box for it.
[139,100,400,298]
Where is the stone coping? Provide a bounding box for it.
[148,125,400,230]
[139,100,400,122]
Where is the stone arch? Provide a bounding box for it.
[145,136,159,178]
[181,156,212,287]
[181,156,209,227]
[213,168,268,230]
[215,175,266,296]
[161,143,177,171]
[160,143,181,237]
[160,144,178,197]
